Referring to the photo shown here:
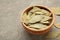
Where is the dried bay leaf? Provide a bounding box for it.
[55,13,60,16]
[22,12,30,24]
[50,7,60,16]
[54,23,60,29]
[41,21,50,24]
[45,31,60,39]
[41,9,51,16]
[29,6,41,13]
[22,12,27,22]
[28,11,35,18]
[41,9,49,13]
[41,15,52,22]
[28,12,32,17]
[29,23,47,29]
[34,11,44,15]
[56,34,60,40]
[29,15,43,23]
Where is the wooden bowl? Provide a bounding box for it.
[20,5,55,35]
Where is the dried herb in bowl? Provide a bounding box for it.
[22,6,52,30]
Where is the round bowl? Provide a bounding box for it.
[20,5,55,35]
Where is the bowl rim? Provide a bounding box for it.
[20,5,55,31]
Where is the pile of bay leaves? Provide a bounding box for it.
[22,6,52,30]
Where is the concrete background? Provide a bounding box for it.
[0,0,60,40]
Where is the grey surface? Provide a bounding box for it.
[0,0,60,40]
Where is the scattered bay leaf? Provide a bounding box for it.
[45,31,60,39]
[54,23,60,29]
